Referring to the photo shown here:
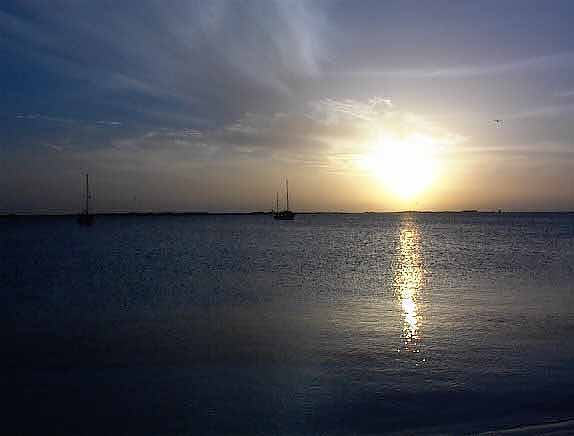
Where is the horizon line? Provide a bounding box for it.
[2,210,573,218]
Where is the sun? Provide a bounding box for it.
[359,133,440,200]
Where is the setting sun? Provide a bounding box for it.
[359,132,440,200]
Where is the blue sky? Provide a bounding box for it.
[1,0,573,212]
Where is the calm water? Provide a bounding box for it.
[2,213,574,435]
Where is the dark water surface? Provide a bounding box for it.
[2,213,574,435]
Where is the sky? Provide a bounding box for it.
[1,0,573,213]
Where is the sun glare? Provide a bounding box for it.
[360,133,440,200]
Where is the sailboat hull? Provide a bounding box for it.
[77,213,94,226]
[273,211,295,220]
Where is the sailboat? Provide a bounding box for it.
[77,173,94,226]
[273,179,295,220]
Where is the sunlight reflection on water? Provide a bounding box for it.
[395,217,425,354]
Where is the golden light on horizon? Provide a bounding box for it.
[359,132,440,201]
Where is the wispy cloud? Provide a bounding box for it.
[445,143,574,161]
[42,143,66,152]
[48,96,462,178]
[310,97,393,122]
[16,113,122,127]
[330,52,574,79]
[506,103,574,120]
[1,1,331,127]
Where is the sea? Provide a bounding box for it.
[2,212,574,435]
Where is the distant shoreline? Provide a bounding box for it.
[1,210,573,218]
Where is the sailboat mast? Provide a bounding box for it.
[276,192,279,212]
[85,173,90,215]
[286,179,289,211]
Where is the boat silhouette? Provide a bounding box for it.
[273,179,295,220]
[77,173,94,226]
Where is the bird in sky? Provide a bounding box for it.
[493,119,504,127]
